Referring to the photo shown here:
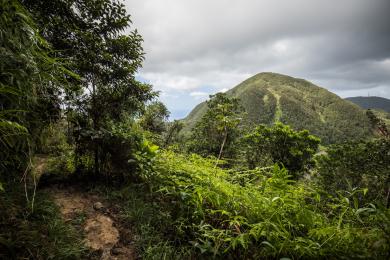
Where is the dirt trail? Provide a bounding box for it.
[48,187,135,260]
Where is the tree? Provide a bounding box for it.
[163,120,184,148]
[366,109,389,139]
[1,0,67,180]
[243,123,320,178]
[23,0,157,175]
[317,139,390,207]
[139,101,170,135]
[189,93,244,161]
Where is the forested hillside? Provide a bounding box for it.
[1,1,389,259]
[346,96,390,113]
[184,72,372,144]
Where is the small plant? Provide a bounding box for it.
[0,189,88,259]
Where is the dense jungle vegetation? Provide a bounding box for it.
[1,0,389,259]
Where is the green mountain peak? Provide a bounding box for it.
[183,72,372,144]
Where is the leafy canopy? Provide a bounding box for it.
[0,0,68,178]
[23,0,157,175]
[243,123,320,178]
[189,93,244,159]
[317,138,390,206]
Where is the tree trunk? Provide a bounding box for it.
[163,125,175,148]
[92,79,99,176]
[215,126,228,169]
[386,175,390,208]
[94,145,99,176]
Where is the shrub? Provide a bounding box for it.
[242,123,320,178]
[98,121,158,181]
[137,151,390,259]
[316,138,390,206]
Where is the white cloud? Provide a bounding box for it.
[142,73,201,91]
[190,91,208,97]
[189,91,209,101]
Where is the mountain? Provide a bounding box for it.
[345,96,390,113]
[183,72,372,144]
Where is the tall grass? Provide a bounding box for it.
[0,188,88,259]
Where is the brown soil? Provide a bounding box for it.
[33,155,49,178]
[48,186,136,260]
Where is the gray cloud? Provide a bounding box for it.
[124,0,390,118]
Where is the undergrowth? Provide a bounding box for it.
[0,186,88,259]
[99,183,195,259]
[103,151,389,259]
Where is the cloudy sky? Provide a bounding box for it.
[124,0,390,119]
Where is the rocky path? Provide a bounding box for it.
[47,186,135,260]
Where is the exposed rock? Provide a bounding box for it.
[48,187,135,260]
[84,215,119,250]
[111,247,126,255]
[93,201,104,210]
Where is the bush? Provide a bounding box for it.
[38,121,70,155]
[242,123,320,178]
[133,151,390,259]
[316,138,390,206]
[98,121,158,181]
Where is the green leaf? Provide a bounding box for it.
[149,144,159,153]
[261,241,276,251]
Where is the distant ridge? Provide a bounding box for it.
[183,72,372,144]
[345,96,390,113]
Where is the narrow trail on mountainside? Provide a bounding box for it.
[47,186,136,260]
[34,156,136,259]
